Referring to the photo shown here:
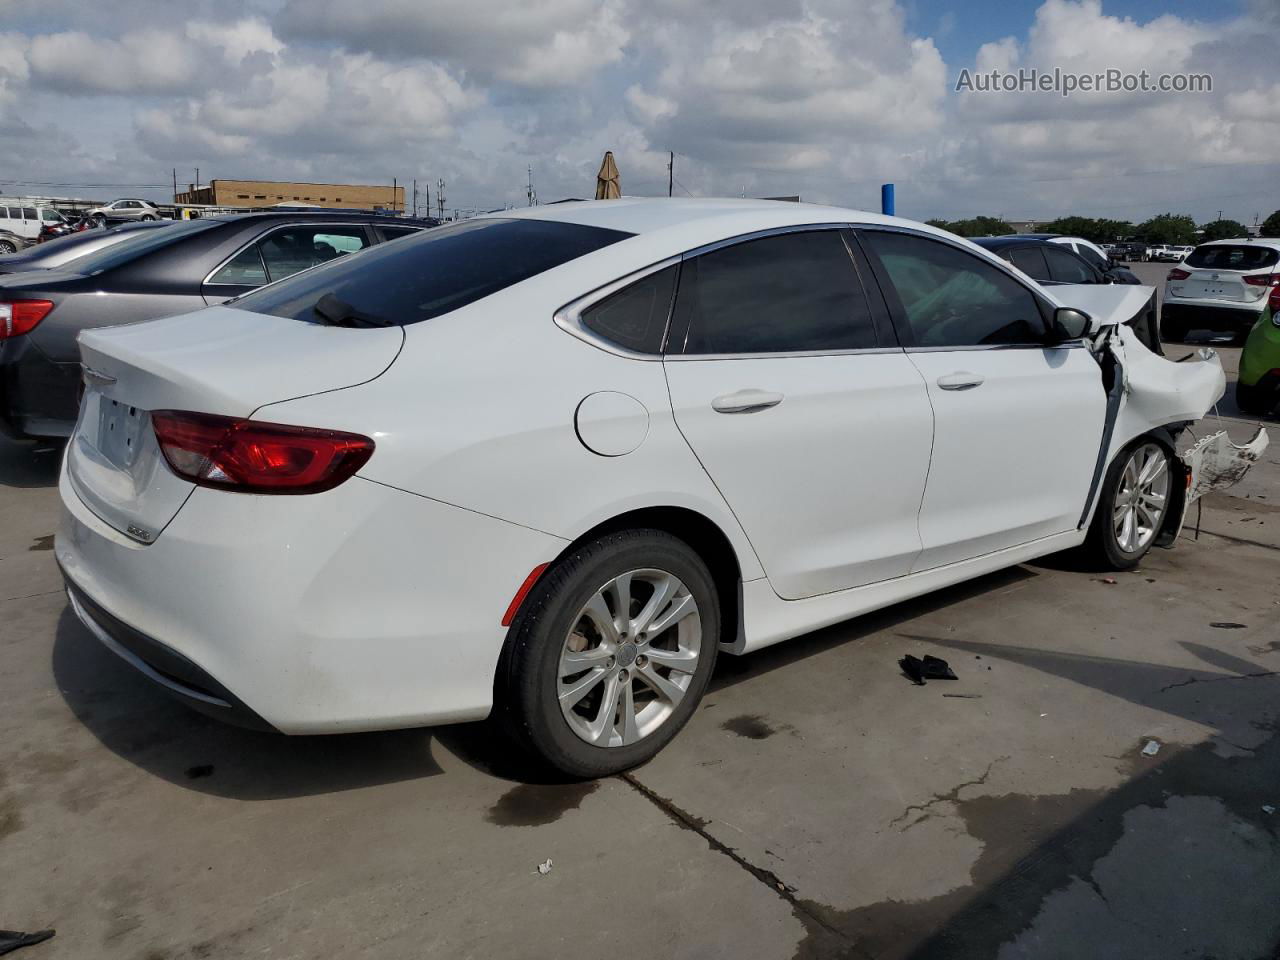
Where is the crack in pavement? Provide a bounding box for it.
[888,757,1009,831]
[1159,671,1280,693]
[618,771,864,958]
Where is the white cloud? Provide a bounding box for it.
[27,29,201,94]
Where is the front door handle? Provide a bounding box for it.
[936,372,985,391]
[711,389,784,414]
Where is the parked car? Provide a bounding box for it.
[1170,245,1194,261]
[0,211,436,438]
[1162,238,1280,342]
[52,199,1249,778]
[1114,242,1152,263]
[0,204,69,252]
[0,220,172,275]
[85,199,164,225]
[1154,245,1186,263]
[1236,286,1280,415]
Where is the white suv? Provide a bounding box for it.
[86,199,163,224]
[0,203,68,252]
[1163,238,1280,341]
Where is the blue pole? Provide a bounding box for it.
[881,183,895,217]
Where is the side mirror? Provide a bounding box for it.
[1050,307,1096,342]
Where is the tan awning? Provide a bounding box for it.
[595,151,621,200]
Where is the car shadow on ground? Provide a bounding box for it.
[0,438,62,488]
[51,607,444,800]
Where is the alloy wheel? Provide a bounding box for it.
[1113,442,1169,554]
[557,568,702,748]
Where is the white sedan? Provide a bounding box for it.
[55,199,1257,777]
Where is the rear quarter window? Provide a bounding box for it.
[230,218,632,326]
[1185,245,1279,270]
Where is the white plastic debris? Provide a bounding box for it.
[1141,740,1161,757]
[1263,805,1276,815]
[536,859,553,875]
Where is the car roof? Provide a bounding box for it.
[970,235,1055,250]
[206,211,439,227]
[482,197,958,245]
[1196,237,1280,250]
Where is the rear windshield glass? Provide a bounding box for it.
[229,218,633,326]
[61,219,218,275]
[1184,245,1279,271]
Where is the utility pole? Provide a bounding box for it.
[172,168,177,202]
[195,168,199,193]
[527,165,537,206]
[424,181,431,220]
[1217,210,1223,221]
[392,177,397,213]
[668,152,673,198]
[412,179,417,217]
[436,179,446,220]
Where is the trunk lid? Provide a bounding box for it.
[1174,269,1258,303]
[67,305,403,543]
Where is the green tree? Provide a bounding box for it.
[1199,219,1250,242]
[1135,213,1197,245]
[1040,216,1134,243]
[1262,210,1280,237]
[928,215,1013,237]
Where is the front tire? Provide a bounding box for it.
[0,238,17,254]
[1084,439,1173,570]
[499,529,720,779]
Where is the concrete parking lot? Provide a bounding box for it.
[3,285,1279,958]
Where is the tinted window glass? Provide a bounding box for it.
[209,245,268,285]
[1043,246,1095,283]
[670,231,877,354]
[232,218,632,326]
[258,225,369,282]
[41,208,62,222]
[60,219,219,275]
[1185,244,1279,270]
[379,226,422,240]
[1008,246,1049,281]
[864,231,1046,347]
[581,265,677,354]
[22,208,36,219]
[1074,244,1108,270]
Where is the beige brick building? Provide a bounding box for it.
[174,179,405,211]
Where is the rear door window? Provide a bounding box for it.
[208,245,269,285]
[668,230,879,354]
[231,218,632,325]
[1074,244,1109,270]
[862,230,1048,348]
[1185,245,1279,270]
[1043,246,1096,283]
[1008,246,1050,281]
[258,225,371,282]
[22,208,37,220]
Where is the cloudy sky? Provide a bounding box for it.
[1,0,1277,224]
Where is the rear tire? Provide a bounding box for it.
[1236,381,1271,416]
[1084,438,1173,570]
[498,529,720,779]
[0,238,17,254]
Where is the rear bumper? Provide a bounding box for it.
[62,571,276,731]
[55,460,566,734]
[1162,301,1266,334]
[0,336,80,439]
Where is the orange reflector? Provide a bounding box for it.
[502,563,549,626]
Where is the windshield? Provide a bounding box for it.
[1184,244,1279,271]
[231,218,633,326]
[59,219,218,275]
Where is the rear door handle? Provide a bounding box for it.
[936,372,984,391]
[711,389,784,414]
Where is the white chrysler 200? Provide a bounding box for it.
[55,199,1263,777]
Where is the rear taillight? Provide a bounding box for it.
[1167,268,1191,281]
[0,300,54,340]
[1243,274,1278,287]
[151,411,374,494]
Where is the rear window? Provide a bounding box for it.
[1184,244,1279,271]
[230,218,632,326]
[61,219,219,275]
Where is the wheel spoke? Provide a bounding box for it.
[560,646,611,676]
[559,667,608,708]
[632,573,677,636]
[1136,500,1159,528]
[586,673,622,745]
[637,663,685,705]
[1143,490,1166,508]
[1119,508,1136,551]
[583,592,621,645]
[604,573,633,637]
[646,593,697,636]
[644,646,699,674]
[618,679,640,745]
[1140,452,1167,486]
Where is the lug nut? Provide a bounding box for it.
[618,669,629,681]
[636,655,648,668]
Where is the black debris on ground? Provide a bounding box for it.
[0,930,55,956]
[899,654,958,686]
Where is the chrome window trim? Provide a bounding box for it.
[666,346,903,362]
[904,341,1086,353]
[553,255,681,361]
[202,221,375,287]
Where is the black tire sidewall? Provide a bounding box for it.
[504,530,720,779]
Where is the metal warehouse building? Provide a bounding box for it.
[174,179,405,211]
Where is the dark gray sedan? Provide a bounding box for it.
[0,211,437,439]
